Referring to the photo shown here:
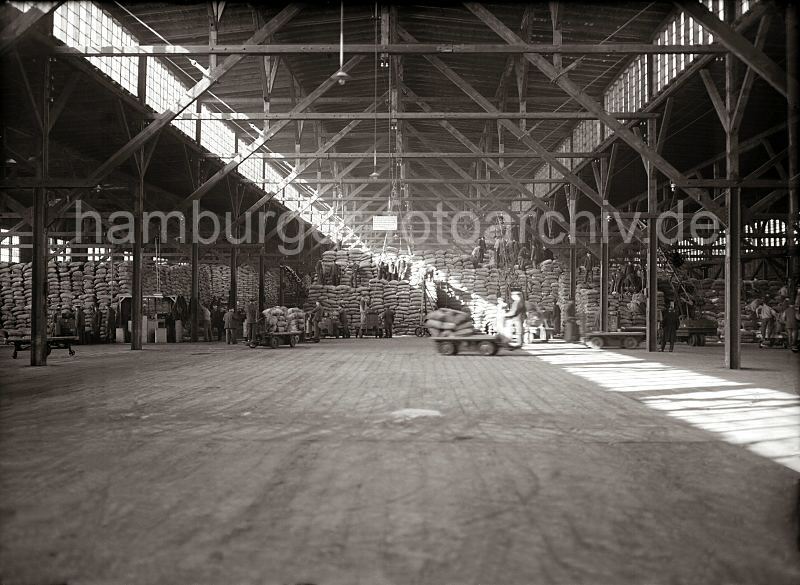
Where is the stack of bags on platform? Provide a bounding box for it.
[202,264,230,303]
[80,261,96,311]
[263,306,289,332]
[393,280,415,334]
[538,259,561,313]
[261,270,279,307]
[161,264,190,298]
[576,278,600,330]
[236,265,259,305]
[286,307,305,333]
[94,262,112,307]
[57,261,73,307]
[14,263,31,332]
[368,279,385,315]
[0,262,15,329]
[117,261,133,296]
[424,308,475,337]
[47,261,60,310]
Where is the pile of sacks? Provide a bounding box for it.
[0,262,30,332]
[424,308,475,337]
[262,306,305,333]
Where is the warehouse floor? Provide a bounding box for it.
[1,338,798,585]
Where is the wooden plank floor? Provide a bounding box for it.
[1,338,798,585]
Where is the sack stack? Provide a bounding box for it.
[424,308,475,337]
[264,306,289,332]
[287,307,305,332]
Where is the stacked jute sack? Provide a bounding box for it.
[262,306,305,333]
[424,308,475,337]
[0,258,304,336]
[0,262,29,333]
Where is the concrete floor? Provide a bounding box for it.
[0,337,798,585]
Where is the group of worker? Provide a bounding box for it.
[470,235,555,271]
[493,290,549,347]
[749,294,798,349]
[189,299,261,345]
[305,297,396,341]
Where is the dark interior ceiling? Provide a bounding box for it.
[0,1,792,248]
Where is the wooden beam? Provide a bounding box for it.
[203,151,605,159]
[52,42,731,57]
[401,84,598,256]
[679,0,795,99]
[399,29,638,241]
[700,68,729,132]
[724,28,741,369]
[239,91,381,222]
[466,2,728,226]
[85,3,303,188]
[179,54,366,209]
[159,111,659,121]
[0,1,62,56]
[731,12,771,133]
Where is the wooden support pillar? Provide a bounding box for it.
[788,2,799,291]
[31,56,50,366]
[190,240,200,342]
[279,263,285,306]
[131,174,144,350]
[569,245,577,301]
[599,156,609,332]
[724,41,741,369]
[646,118,659,352]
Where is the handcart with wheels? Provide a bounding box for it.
[247,319,302,349]
[583,330,645,349]
[248,330,301,349]
[7,335,79,359]
[431,333,520,356]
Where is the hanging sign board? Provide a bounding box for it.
[372,215,398,231]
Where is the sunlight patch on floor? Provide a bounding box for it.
[524,345,800,473]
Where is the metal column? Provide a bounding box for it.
[131,174,144,350]
[788,3,799,291]
[569,245,576,301]
[31,57,50,366]
[724,48,741,369]
[599,158,609,332]
[190,241,200,342]
[646,118,659,352]
[279,263,285,307]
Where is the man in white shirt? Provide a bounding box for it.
[757,301,777,346]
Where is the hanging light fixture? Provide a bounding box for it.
[333,1,351,85]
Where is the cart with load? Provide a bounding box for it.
[431,333,521,356]
[248,330,301,349]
